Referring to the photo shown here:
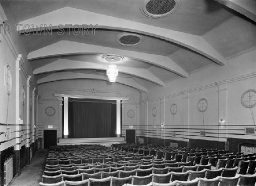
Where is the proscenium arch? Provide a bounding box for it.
[37,72,148,92]
[18,7,227,66]
[28,40,189,78]
[33,59,165,86]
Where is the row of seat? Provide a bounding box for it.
[42,166,246,183]
[44,165,212,174]
[44,145,256,185]
[47,148,256,172]
[45,157,256,176]
[39,173,256,186]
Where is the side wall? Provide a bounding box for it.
[0,5,37,185]
[140,49,256,152]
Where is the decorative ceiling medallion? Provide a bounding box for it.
[101,54,125,64]
[241,89,256,109]
[4,64,12,95]
[197,98,208,113]
[142,0,177,18]
[127,109,135,118]
[152,106,157,117]
[170,103,177,115]
[118,33,141,46]
[45,106,56,117]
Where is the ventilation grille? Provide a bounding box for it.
[143,0,176,18]
[118,34,141,46]
[245,127,255,134]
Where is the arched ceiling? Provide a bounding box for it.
[1,0,255,93]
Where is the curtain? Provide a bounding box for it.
[68,98,116,138]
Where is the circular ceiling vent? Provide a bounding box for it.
[118,33,141,46]
[101,54,125,64]
[143,0,177,18]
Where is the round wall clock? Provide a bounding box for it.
[241,89,256,108]
[170,103,177,115]
[127,109,135,118]
[4,65,12,95]
[45,106,56,116]
[197,98,208,112]
[152,106,157,117]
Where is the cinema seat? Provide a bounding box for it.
[170,172,189,182]
[89,177,111,186]
[82,172,102,179]
[221,167,238,177]
[152,173,172,183]
[132,174,153,185]
[153,167,169,174]
[39,181,65,186]
[119,170,137,178]
[205,169,222,179]
[237,173,256,186]
[101,170,119,178]
[111,176,133,186]
[218,175,240,186]
[188,170,206,181]
[175,178,199,186]
[182,166,197,172]
[198,177,220,186]
[136,168,153,176]
[65,179,89,186]
[62,174,83,181]
[42,175,63,184]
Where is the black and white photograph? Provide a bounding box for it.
[0,0,255,185]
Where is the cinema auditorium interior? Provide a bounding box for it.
[0,0,256,186]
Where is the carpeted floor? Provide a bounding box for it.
[9,150,47,186]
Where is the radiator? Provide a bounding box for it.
[4,156,13,186]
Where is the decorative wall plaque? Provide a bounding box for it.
[127,109,135,119]
[170,103,177,115]
[4,65,12,95]
[45,106,56,116]
[197,98,208,112]
[241,89,256,109]
[152,106,157,117]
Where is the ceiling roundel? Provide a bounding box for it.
[143,0,177,18]
[118,33,141,46]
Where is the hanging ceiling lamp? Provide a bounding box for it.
[106,64,118,83]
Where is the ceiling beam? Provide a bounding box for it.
[33,59,165,86]
[18,7,227,65]
[28,40,189,78]
[37,72,148,92]
[215,0,256,22]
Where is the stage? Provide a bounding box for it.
[58,137,125,147]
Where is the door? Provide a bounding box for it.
[126,129,136,144]
[44,130,57,149]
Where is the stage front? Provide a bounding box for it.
[58,137,125,147]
